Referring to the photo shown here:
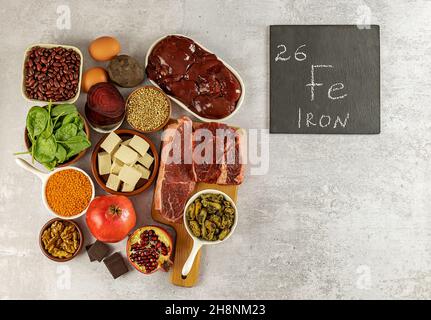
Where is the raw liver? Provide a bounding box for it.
[146,35,242,119]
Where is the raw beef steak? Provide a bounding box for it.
[192,122,244,185]
[154,117,245,222]
[154,117,196,222]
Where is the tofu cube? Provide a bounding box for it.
[121,182,136,192]
[137,153,154,169]
[129,135,149,157]
[100,132,122,155]
[114,145,138,165]
[134,164,151,180]
[110,158,124,175]
[106,174,121,191]
[118,165,141,186]
[97,152,111,175]
[122,138,132,146]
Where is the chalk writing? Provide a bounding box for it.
[270,25,380,134]
[275,44,307,62]
[297,108,350,129]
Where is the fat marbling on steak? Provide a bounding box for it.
[154,117,244,223]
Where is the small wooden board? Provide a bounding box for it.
[151,183,238,287]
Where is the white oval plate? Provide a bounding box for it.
[144,34,245,123]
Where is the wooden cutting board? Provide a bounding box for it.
[151,183,238,287]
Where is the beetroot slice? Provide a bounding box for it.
[87,82,125,117]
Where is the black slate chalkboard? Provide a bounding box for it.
[270,25,380,134]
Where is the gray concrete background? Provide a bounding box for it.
[1,0,431,299]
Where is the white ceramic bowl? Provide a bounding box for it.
[181,189,238,277]
[15,158,95,220]
[144,34,245,123]
[22,43,84,104]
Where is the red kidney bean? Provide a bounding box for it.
[24,46,80,101]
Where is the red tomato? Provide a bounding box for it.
[86,195,136,243]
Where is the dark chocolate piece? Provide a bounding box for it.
[87,240,110,262]
[85,244,96,262]
[103,252,129,279]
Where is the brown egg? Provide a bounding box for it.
[89,36,121,61]
[82,67,108,92]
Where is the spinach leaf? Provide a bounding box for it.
[26,107,49,139]
[73,116,84,131]
[41,102,54,138]
[55,123,78,141]
[51,104,77,117]
[55,144,67,163]
[52,111,66,129]
[33,134,57,163]
[76,129,87,137]
[43,160,57,171]
[62,111,78,123]
[61,112,84,132]
[20,103,90,170]
[59,135,91,159]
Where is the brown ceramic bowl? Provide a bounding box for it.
[39,218,83,262]
[125,86,171,133]
[91,129,159,196]
[24,110,91,167]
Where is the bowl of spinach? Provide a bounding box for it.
[19,102,91,170]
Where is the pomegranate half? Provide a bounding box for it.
[127,226,173,274]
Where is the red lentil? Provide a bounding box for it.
[45,169,92,217]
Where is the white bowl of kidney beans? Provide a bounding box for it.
[22,44,83,104]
